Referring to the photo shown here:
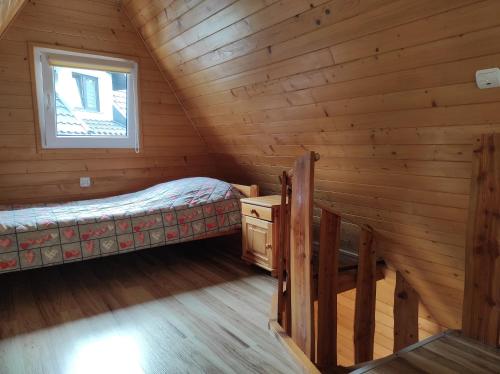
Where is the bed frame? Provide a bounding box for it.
[231,183,259,199]
[0,181,259,274]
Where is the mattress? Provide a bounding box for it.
[0,177,242,274]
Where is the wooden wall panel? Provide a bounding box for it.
[124,0,500,333]
[0,0,212,204]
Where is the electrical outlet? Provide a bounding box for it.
[80,177,91,188]
[476,68,500,89]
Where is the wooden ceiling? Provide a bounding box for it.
[0,0,26,37]
[123,0,500,330]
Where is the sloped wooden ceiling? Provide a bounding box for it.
[0,0,211,203]
[124,0,500,330]
[0,0,26,37]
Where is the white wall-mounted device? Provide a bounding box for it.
[476,68,500,89]
[80,177,91,188]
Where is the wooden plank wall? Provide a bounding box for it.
[0,0,212,204]
[124,0,500,331]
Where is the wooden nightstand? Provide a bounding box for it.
[240,195,281,276]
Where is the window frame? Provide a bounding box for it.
[32,45,140,149]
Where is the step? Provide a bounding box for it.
[349,330,500,373]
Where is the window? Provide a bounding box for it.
[72,73,100,112]
[32,46,139,149]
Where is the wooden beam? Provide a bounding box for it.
[393,271,419,352]
[462,133,500,347]
[290,151,316,360]
[316,209,341,368]
[354,229,376,364]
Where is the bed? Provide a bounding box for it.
[0,177,257,274]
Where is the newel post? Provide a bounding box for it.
[462,133,500,347]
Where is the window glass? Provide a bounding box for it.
[54,66,128,137]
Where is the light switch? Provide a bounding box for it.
[80,177,91,188]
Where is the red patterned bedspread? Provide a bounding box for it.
[0,177,242,273]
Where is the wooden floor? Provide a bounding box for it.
[350,330,500,373]
[0,237,301,374]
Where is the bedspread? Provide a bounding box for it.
[0,177,242,274]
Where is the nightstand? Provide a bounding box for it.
[240,195,281,276]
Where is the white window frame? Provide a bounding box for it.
[33,46,140,149]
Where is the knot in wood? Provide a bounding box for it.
[397,291,408,300]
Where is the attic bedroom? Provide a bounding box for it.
[0,0,499,373]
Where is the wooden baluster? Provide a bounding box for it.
[354,228,376,364]
[285,176,292,335]
[290,151,316,360]
[316,208,340,369]
[462,133,500,346]
[393,271,419,351]
[277,171,288,327]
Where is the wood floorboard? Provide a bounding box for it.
[351,331,500,374]
[0,237,301,374]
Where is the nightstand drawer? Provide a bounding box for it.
[241,203,273,221]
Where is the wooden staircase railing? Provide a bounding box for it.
[270,151,385,373]
[270,135,499,371]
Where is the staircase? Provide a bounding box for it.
[269,134,499,373]
[269,152,387,372]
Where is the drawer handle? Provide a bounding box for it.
[250,208,260,217]
[265,243,272,249]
